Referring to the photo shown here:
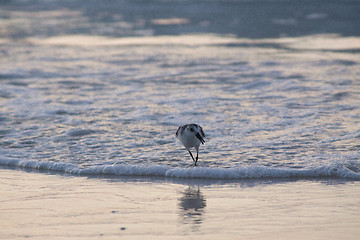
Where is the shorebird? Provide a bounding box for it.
[176,124,205,166]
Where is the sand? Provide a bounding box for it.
[1,168,360,240]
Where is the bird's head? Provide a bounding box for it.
[187,124,205,145]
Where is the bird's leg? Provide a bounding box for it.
[194,149,199,166]
[188,150,196,162]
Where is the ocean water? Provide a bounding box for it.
[0,0,360,180]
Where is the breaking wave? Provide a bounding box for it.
[1,157,359,180]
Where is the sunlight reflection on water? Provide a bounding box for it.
[0,1,359,173]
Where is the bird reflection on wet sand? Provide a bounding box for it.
[178,186,206,227]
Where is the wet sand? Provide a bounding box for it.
[1,168,359,240]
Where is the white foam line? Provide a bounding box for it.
[1,157,359,180]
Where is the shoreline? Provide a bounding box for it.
[1,168,359,239]
[1,158,359,181]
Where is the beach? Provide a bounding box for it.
[1,168,359,239]
[1,0,360,239]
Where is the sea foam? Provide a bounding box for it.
[1,157,359,180]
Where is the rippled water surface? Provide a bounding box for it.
[0,0,359,178]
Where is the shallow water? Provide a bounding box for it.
[0,0,359,179]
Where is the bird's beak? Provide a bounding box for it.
[196,133,205,145]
